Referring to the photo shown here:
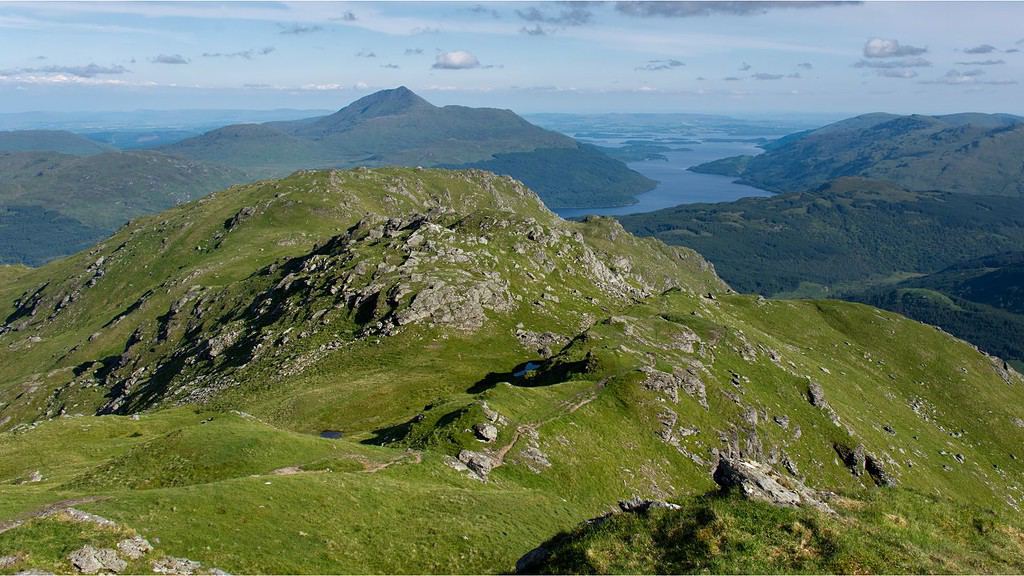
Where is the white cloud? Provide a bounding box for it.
[432,50,481,70]
[0,63,129,78]
[202,47,275,60]
[864,38,927,58]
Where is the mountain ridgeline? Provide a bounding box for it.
[161,86,654,208]
[1,167,1023,573]
[692,112,1024,196]
[849,251,1024,369]
[620,177,1024,295]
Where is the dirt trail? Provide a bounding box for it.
[491,378,606,468]
[355,450,423,473]
[0,496,109,535]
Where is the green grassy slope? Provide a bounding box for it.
[1,168,1023,574]
[529,489,1024,574]
[0,130,113,156]
[691,112,1024,196]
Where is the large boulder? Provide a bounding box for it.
[713,456,833,514]
[473,423,499,442]
[116,536,152,560]
[68,546,126,574]
[457,450,497,479]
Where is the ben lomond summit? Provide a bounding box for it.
[282,86,437,136]
[161,86,656,209]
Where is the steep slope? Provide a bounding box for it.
[1,169,1023,574]
[161,87,654,207]
[693,112,1024,196]
[0,151,245,265]
[619,177,1024,295]
[0,130,113,156]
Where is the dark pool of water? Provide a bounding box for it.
[514,361,542,378]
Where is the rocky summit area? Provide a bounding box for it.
[1,167,1023,574]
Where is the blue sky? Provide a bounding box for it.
[1,1,1022,115]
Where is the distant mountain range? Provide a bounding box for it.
[161,86,654,208]
[0,87,652,264]
[693,112,1024,196]
[0,130,115,156]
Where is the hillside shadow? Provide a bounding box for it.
[467,358,590,394]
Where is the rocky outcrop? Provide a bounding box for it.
[393,279,513,332]
[834,443,866,477]
[44,508,118,529]
[68,546,126,574]
[116,536,152,560]
[514,329,568,357]
[807,380,841,425]
[617,497,681,513]
[473,423,498,443]
[989,355,1023,386]
[640,363,708,408]
[713,456,834,514]
[865,452,897,487]
[152,557,201,575]
[457,450,497,480]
